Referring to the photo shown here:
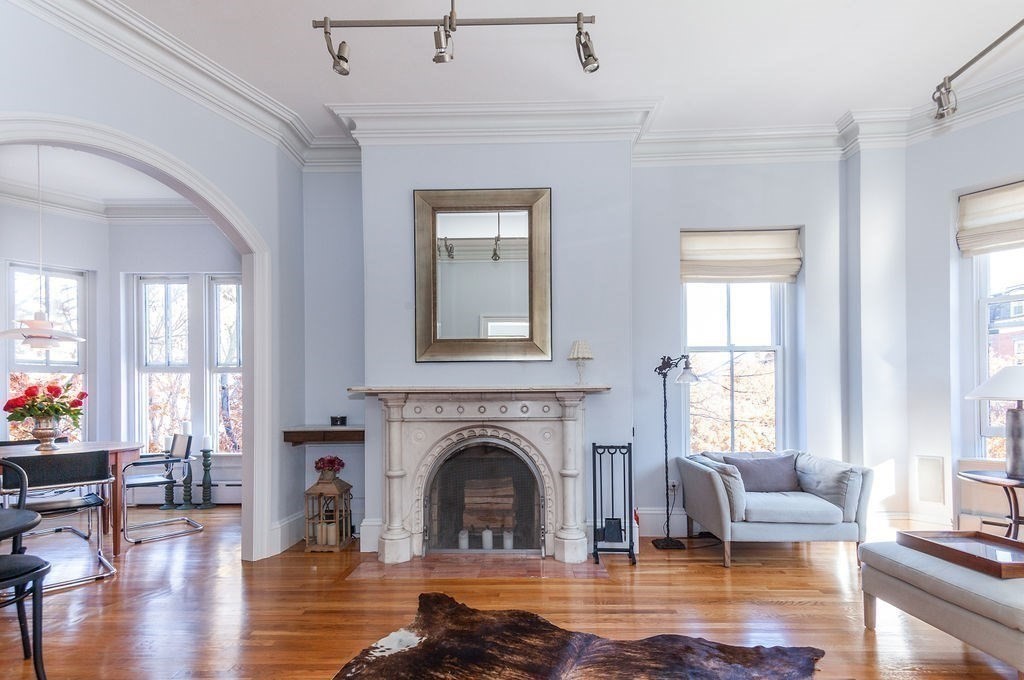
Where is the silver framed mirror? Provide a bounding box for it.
[414,188,551,362]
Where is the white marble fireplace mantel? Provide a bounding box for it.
[349,385,610,564]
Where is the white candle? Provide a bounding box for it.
[202,435,212,451]
[458,529,469,550]
[181,421,192,435]
[161,435,173,452]
[503,530,514,550]
[481,527,493,550]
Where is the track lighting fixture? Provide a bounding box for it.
[433,24,453,64]
[313,2,597,76]
[575,12,599,73]
[322,19,350,76]
[931,17,1024,120]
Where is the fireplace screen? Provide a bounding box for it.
[425,443,541,552]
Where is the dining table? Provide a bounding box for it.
[0,441,142,556]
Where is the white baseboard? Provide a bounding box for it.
[635,506,688,538]
[359,518,382,552]
[269,509,305,555]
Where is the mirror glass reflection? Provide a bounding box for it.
[435,210,530,339]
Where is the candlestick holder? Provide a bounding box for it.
[199,447,217,509]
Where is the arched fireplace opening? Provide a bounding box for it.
[424,441,542,554]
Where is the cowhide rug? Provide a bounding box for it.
[336,593,824,679]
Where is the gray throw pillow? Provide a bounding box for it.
[722,453,800,492]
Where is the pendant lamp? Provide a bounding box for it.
[0,146,86,349]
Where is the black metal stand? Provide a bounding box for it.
[592,443,636,565]
[652,355,687,550]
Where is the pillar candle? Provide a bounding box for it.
[161,435,173,452]
[458,529,469,550]
[503,530,514,550]
[481,527,493,550]
[181,420,192,435]
[202,435,212,451]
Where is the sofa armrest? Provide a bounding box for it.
[855,467,873,542]
[677,456,733,540]
[795,452,872,525]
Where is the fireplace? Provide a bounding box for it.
[426,441,542,553]
[352,386,609,564]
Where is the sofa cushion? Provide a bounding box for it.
[700,451,775,464]
[689,455,745,522]
[723,453,800,492]
[795,453,864,522]
[859,541,1024,634]
[744,491,844,524]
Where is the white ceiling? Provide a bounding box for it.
[5,1,1024,203]
[121,0,1024,139]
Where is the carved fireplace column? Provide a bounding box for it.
[554,392,588,563]
[378,393,412,563]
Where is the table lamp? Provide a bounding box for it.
[966,365,1024,479]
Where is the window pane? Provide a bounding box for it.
[143,372,190,453]
[7,372,85,442]
[686,283,727,346]
[688,351,732,452]
[144,283,167,365]
[47,273,81,364]
[144,282,188,366]
[216,283,241,367]
[988,248,1024,296]
[729,283,772,346]
[985,300,1024,429]
[732,351,776,451]
[985,436,1006,460]
[214,372,243,453]
[168,283,189,365]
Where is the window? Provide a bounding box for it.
[133,275,242,453]
[975,247,1024,459]
[684,282,783,453]
[6,263,87,441]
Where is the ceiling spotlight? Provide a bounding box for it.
[575,12,599,73]
[322,18,350,76]
[433,24,453,64]
[932,77,956,120]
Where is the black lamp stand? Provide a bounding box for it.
[652,354,688,550]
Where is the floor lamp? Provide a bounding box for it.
[652,354,697,550]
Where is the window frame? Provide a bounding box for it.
[681,281,786,454]
[208,276,242,454]
[4,261,89,440]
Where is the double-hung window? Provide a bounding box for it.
[678,229,801,454]
[133,275,242,453]
[684,282,784,452]
[6,263,87,441]
[959,181,1024,460]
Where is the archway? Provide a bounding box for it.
[0,114,274,560]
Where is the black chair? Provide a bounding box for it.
[122,434,203,543]
[0,459,51,680]
[1,450,116,590]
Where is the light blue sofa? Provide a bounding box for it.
[677,451,873,567]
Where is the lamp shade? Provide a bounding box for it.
[966,366,1024,401]
[568,340,593,361]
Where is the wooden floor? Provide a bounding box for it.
[1,508,1019,679]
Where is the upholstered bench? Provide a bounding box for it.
[859,541,1024,679]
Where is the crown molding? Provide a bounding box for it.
[905,65,1024,145]
[11,0,315,166]
[835,109,913,158]
[632,125,842,167]
[301,138,363,174]
[0,178,206,224]
[330,100,660,147]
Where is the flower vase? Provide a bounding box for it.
[31,416,61,451]
[318,469,337,483]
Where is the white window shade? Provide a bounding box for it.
[957,181,1024,256]
[679,229,803,283]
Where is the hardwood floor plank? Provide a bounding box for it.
[0,508,1019,679]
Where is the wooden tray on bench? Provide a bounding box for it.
[896,531,1024,579]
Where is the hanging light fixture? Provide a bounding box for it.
[0,146,86,350]
[931,17,1024,120]
[314,1,598,75]
[491,212,502,261]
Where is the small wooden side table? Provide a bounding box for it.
[958,469,1024,540]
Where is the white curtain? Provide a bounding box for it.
[957,181,1024,256]
[679,229,803,282]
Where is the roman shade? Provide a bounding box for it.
[957,181,1024,256]
[679,229,803,283]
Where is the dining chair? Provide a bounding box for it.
[122,433,203,543]
[0,449,116,590]
[0,459,51,680]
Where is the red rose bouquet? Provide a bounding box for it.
[314,455,345,472]
[3,381,88,429]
